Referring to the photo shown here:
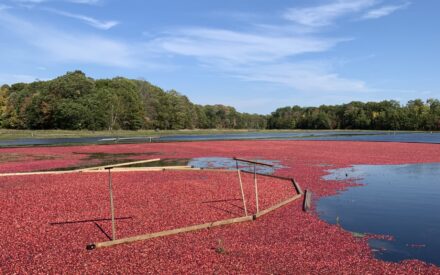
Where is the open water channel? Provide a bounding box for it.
[317,163,440,266]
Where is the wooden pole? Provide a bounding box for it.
[254,163,259,213]
[107,168,117,240]
[236,160,248,216]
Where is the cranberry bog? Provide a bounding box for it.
[1,140,440,274]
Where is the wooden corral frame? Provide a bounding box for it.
[85,157,303,250]
[0,158,303,250]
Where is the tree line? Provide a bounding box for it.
[0,71,439,131]
[0,71,266,130]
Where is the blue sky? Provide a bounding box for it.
[0,0,438,114]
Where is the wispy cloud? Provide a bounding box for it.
[0,0,413,98]
[144,0,413,94]
[284,0,377,27]
[155,28,346,64]
[362,2,410,19]
[0,10,135,67]
[44,8,119,30]
[150,1,409,95]
[150,26,366,93]
[222,62,367,93]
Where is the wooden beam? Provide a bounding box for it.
[241,170,292,181]
[0,165,193,177]
[0,170,80,177]
[254,194,302,219]
[108,166,192,172]
[78,158,161,171]
[87,215,254,250]
[81,167,193,173]
[233,157,274,167]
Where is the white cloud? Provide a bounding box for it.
[362,3,410,19]
[0,1,412,98]
[150,27,366,93]
[154,28,346,64]
[44,8,119,30]
[0,11,136,67]
[144,1,409,94]
[228,63,367,93]
[284,0,376,27]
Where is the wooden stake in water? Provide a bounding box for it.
[254,163,259,213]
[236,160,248,216]
[106,168,117,240]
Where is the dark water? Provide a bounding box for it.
[188,157,284,174]
[317,163,440,266]
[46,156,284,174]
[129,157,283,174]
[1,131,439,147]
[157,131,440,143]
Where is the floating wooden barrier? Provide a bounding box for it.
[0,165,190,177]
[82,166,193,173]
[0,170,80,177]
[87,215,254,250]
[1,155,304,250]
[0,158,162,177]
[86,193,302,250]
[86,162,303,250]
